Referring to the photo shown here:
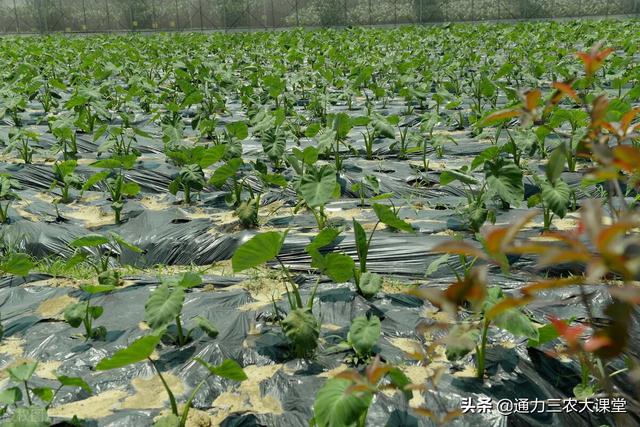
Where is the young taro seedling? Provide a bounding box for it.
[358,114,396,160]
[351,175,387,207]
[0,174,21,224]
[6,128,39,165]
[527,146,572,230]
[83,154,141,224]
[327,315,381,366]
[65,86,108,133]
[292,162,340,230]
[166,144,226,205]
[0,360,91,423]
[144,272,219,347]
[312,356,412,427]
[95,334,246,427]
[68,232,143,288]
[232,230,351,358]
[352,203,414,298]
[236,160,288,229]
[63,283,116,341]
[50,160,83,205]
[0,250,34,277]
[439,146,524,231]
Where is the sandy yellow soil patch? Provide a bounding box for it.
[397,364,444,407]
[155,406,213,427]
[389,338,423,356]
[49,389,128,419]
[325,207,365,222]
[139,195,171,211]
[122,373,185,409]
[36,360,63,380]
[231,270,289,304]
[210,364,283,424]
[0,337,25,358]
[318,364,350,378]
[1,357,62,381]
[321,323,342,332]
[29,277,84,289]
[65,204,113,228]
[37,294,78,319]
[453,364,477,378]
[13,203,41,222]
[238,300,271,312]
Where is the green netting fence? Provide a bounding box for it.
[0,0,638,34]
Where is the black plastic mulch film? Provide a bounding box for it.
[1,40,639,427]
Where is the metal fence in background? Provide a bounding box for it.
[0,0,638,34]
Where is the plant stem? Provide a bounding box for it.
[175,316,185,346]
[179,377,208,427]
[148,358,178,416]
[23,381,32,405]
[476,319,490,379]
[276,257,303,309]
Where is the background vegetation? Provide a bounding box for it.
[0,0,638,33]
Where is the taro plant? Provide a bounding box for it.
[317,113,355,173]
[327,315,381,365]
[359,114,396,160]
[63,283,117,340]
[0,174,21,224]
[83,154,140,224]
[527,146,572,230]
[0,90,26,127]
[440,146,524,231]
[50,114,79,161]
[445,286,539,379]
[6,128,39,164]
[351,175,385,207]
[94,119,148,157]
[352,203,414,298]
[68,233,143,288]
[236,160,288,228]
[0,361,91,421]
[294,163,339,230]
[209,157,244,207]
[166,144,226,205]
[0,251,34,277]
[65,86,108,133]
[96,334,246,427]
[144,272,219,347]
[312,356,412,427]
[232,231,350,358]
[50,160,83,204]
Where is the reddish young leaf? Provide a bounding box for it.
[480,109,520,127]
[549,316,586,347]
[430,241,487,260]
[524,89,541,112]
[485,296,534,320]
[522,276,585,295]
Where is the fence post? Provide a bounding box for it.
[368,0,372,25]
[105,0,110,31]
[344,0,348,25]
[151,0,157,29]
[44,0,49,33]
[394,0,398,25]
[82,0,88,31]
[295,0,299,26]
[199,0,204,30]
[174,0,179,30]
[271,0,275,28]
[129,1,134,31]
